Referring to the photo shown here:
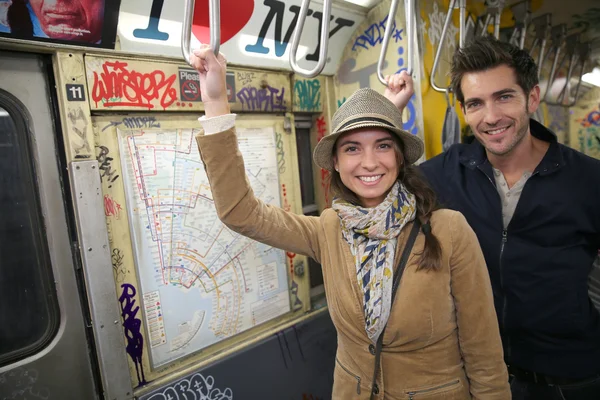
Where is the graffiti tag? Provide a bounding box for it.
[580,108,600,128]
[294,79,321,112]
[275,132,286,174]
[237,71,255,86]
[316,116,331,207]
[67,107,92,156]
[145,373,233,400]
[91,60,177,110]
[119,283,147,386]
[236,86,286,112]
[352,16,403,52]
[104,194,123,219]
[123,116,161,129]
[96,145,120,188]
[0,368,49,400]
[112,248,126,283]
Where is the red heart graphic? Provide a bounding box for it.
[192,0,254,45]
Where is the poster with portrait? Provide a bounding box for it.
[0,0,120,48]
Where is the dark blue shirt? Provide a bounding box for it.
[420,119,600,379]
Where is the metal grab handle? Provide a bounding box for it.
[528,14,551,79]
[480,14,492,37]
[477,0,505,40]
[563,43,591,107]
[182,0,221,67]
[404,0,415,77]
[376,0,415,85]
[541,24,567,102]
[289,0,332,78]
[509,1,530,49]
[547,41,590,107]
[430,0,466,93]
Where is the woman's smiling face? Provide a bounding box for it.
[333,128,401,208]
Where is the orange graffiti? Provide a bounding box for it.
[104,194,123,219]
[579,108,600,128]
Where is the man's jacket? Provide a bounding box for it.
[420,119,600,379]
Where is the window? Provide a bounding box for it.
[0,92,59,366]
[294,120,324,298]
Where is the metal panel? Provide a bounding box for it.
[137,310,336,399]
[69,160,133,400]
[0,51,97,400]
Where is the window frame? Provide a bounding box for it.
[294,117,325,301]
[0,89,60,367]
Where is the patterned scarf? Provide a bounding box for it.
[332,181,417,343]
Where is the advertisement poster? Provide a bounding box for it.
[117,0,363,75]
[0,0,120,48]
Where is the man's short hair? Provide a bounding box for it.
[450,36,539,104]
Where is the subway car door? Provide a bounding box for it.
[0,51,98,399]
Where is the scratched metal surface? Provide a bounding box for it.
[69,160,134,400]
[590,256,600,312]
[137,311,337,400]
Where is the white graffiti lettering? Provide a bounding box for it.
[0,368,50,400]
[427,2,459,51]
[145,373,233,400]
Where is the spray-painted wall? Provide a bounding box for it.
[571,86,600,159]
[420,0,466,158]
[335,0,424,140]
[309,0,425,210]
[417,0,598,156]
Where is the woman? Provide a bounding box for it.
[190,45,510,399]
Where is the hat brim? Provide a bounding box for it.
[313,121,424,171]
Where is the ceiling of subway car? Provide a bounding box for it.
[521,0,600,69]
[336,0,600,70]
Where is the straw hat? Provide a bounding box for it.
[313,88,424,171]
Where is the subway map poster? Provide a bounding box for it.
[118,126,290,367]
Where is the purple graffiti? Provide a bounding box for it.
[119,283,147,386]
[236,86,287,112]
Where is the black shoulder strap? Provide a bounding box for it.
[370,218,422,398]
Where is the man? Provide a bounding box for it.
[3,0,104,43]
[419,37,600,399]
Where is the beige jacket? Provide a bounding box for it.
[196,129,511,400]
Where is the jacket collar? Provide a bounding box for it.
[459,119,564,176]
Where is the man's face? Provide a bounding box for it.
[29,0,104,43]
[460,64,540,157]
